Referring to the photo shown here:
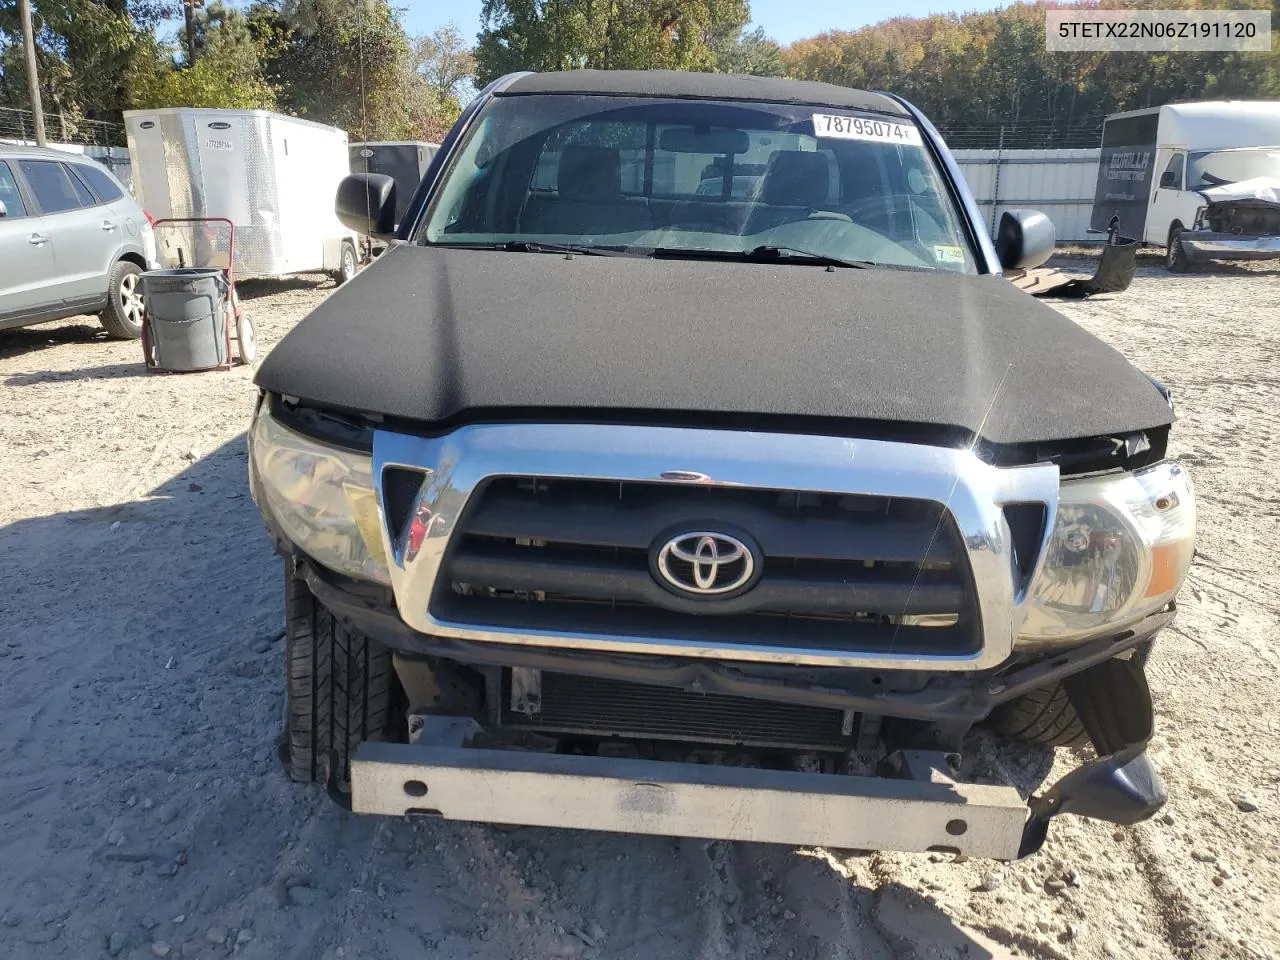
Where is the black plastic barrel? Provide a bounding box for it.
[141,268,228,371]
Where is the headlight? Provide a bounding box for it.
[1018,461,1195,645]
[249,406,390,584]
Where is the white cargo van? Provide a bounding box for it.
[125,108,361,283]
[1090,101,1280,271]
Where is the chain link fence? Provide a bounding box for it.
[0,107,125,147]
[933,118,1105,150]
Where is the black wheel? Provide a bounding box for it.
[988,682,1089,748]
[282,565,397,794]
[338,241,359,285]
[99,260,145,339]
[1166,224,1190,273]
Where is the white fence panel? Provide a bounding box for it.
[953,148,1101,243]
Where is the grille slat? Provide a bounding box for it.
[449,540,965,616]
[465,491,956,564]
[437,477,980,656]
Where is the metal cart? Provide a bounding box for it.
[142,217,256,372]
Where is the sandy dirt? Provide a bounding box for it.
[1,259,1277,960]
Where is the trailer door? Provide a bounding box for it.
[1091,112,1158,241]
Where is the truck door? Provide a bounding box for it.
[1147,151,1192,245]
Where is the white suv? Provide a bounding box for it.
[0,145,157,339]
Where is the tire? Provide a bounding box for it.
[338,241,359,285]
[282,566,397,793]
[235,311,256,364]
[98,260,145,339]
[989,682,1089,748]
[1166,224,1190,273]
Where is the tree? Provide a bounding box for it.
[245,0,427,140]
[409,23,475,139]
[0,0,171,138]
[779,1,1280,143]
[713,24,783,76]
[413,23,474,104]
[128,1,276,110]
[474,0,751,85]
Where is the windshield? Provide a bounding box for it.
[1188,147,1280,187]
[420,94,977,272]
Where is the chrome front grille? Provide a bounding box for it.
[435,477,981,656]
[372,423,1060,669]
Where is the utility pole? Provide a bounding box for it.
[183,0,198,66]
[18,0,47,146]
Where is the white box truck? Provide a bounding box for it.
[124,108,360,283]
[1090,100,1280,271]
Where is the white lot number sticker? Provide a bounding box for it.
[813,113,922,146]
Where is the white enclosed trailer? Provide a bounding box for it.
[1090,100,1280,269]
[124,107,359,280]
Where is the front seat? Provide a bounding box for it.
[523,145,651,237]
[746,151,831,234]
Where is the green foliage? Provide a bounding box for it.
[714,25,784,77]
[246,0,462,141]
[0,0,165,134]
[780,1,1280,130]
[129,52,277,111]
[130,1,277,110]
[0,0,467,142]
[474,0,752,85]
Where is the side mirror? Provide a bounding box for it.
[1159,170,1178,189]
[0,199,8,218]
[335,173,397,239]
[995,208,1055,271]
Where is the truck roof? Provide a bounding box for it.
[499,70,909,116]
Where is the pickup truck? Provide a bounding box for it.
[248,70,1195,859]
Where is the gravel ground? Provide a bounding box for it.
[1,258,1277,960]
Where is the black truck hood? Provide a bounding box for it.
[256,244,1172,446]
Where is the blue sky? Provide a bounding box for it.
[402,0,1003,45]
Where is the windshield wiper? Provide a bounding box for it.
[646,245,871,268]
[745,245,871,268]
[496,240,634,257]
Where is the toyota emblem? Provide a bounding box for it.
[654,531,757,597]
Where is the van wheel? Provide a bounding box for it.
[1166,224,1190,273]
[338,242,359,285]
[281,564,398,797]
[99,261,145,339]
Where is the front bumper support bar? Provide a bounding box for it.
[352,739,1031,858]
[350,718,1165,860]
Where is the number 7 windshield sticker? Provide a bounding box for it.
[812,114,923,146]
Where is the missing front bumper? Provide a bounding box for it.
[349,720,1166,859]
